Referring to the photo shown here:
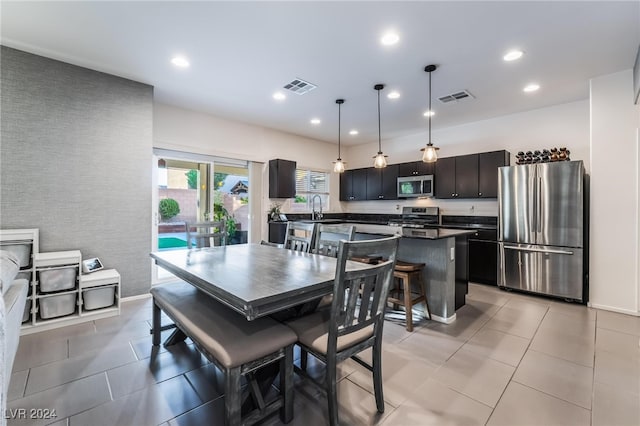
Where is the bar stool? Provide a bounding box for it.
[388,260,430,331]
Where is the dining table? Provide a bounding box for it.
[149,243,371,321]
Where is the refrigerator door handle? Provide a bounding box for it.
[503,245,574,255]
[538,177,543,235]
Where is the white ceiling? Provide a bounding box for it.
[2,1,639,146]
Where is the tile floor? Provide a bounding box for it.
[7,283,640,426]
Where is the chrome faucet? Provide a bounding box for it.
[311,194,323,221]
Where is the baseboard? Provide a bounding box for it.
[121,293,151,303]
[588,302,639,317]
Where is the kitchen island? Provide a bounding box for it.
[351,223,475,324]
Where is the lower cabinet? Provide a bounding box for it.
[268,221,288,244]
[468,234,498,285]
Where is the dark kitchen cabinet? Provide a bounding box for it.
[340,168,368,201]
[478,150,510,198]
[398,161,434,177]
[435,157,457,198]
[366,164,398,200]
[468,229,499,285]
[435,150,509,199]
[455,154,479,198]
[269,159,296,198]
[268,221,288,244]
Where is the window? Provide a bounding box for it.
[291,168,330,212]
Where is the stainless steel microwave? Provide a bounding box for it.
[397,175,434,198]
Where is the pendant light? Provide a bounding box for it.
[333,99,346,173]
[421,64,440,163]
[373,84,388,168]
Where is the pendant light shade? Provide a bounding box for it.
[373,84,388,168]
[333,99,346,173]
[421,64,440,163]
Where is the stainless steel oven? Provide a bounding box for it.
[397,175,434,198]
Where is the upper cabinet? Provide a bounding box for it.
[340,150,509,202]
[269,159,296,198]
[478,150,510,198]
[455,154,480,198]
[435,150,509,199]
[340,168,368,201]
[398,161,434,177]
[366,164,399,200]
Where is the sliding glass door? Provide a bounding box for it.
[151,149,250,284]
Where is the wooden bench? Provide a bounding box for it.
[150,282,297,426]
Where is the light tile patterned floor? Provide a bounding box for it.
[7,283,640,426]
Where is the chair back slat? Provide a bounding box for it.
[327,236,399,354]
[358,276,376,323]
[343,278,362,325]
[283,222,316,253]
[186,221,226,248]
[314,224,355,258]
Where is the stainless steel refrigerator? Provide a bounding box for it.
[498,160,585,301]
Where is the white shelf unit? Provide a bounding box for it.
[32,250,82,327]
[0,229,39,332]
[80,269,120,315]
[22,251,120,335]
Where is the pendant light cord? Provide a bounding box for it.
[377,88,382,153]
[428,70,432,145]
[338,102,341,158]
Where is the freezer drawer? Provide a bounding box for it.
[499,243,583,300]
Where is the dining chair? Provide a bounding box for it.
[285,235,400,426]
[283,221,316,253]
[313,224,356,257]
[185,220,226,248]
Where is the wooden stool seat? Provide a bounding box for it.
[388,260,430,331]
[394,260,425,272]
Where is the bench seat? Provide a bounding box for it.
[150,282,296,426]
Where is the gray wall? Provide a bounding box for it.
[1,47,153,297]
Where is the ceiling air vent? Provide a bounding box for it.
[438,90,474,104]
[283,78,317,95]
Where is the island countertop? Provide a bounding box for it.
[349,222,475,239]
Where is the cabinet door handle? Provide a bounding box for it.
[479,192,482,196]
[451,193,455,197]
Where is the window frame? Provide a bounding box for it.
[290,168,330,212]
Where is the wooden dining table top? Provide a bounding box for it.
[150,243,370,320]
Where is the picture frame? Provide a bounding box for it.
[279,213,288,221]
[82,257,104,274]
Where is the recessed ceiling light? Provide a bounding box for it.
[387,91,400,99]
[310,118,321,125]
[381,32,399,46]
[349,130,359,135]
[273,92,286,101]
[423,110,435,117]
[171,56,190,68]
[523,83,540,93]
[503,50,524,61]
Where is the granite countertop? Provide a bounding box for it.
[352,223,475,240]
[282,213,497,235]
[400,227,476,240]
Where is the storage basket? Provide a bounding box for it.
[39,267,77,293]
[0,242,32,268]
[22,298,31,323]
[39,293,77,319]
[82,286,116,310]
